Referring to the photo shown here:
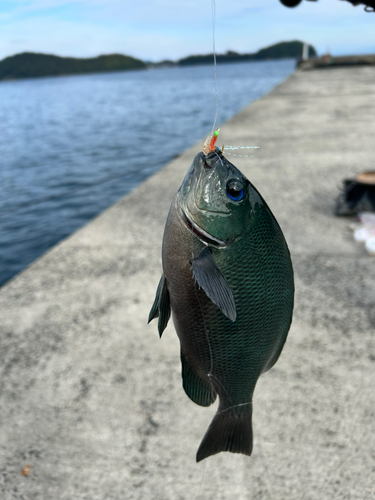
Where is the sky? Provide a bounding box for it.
[0,0,374,62]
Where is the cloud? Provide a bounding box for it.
[0,0,374,61]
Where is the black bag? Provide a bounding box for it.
[335,173,375,216]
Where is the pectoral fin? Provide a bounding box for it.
[148,274,171,337]
[190,247,236,322]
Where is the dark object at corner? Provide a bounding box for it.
[344,0,375,12]
[279,0,375,11]
[335,172,375,216]
[280,0,318,8]
[279,0,317,6]
[279,0,303,6]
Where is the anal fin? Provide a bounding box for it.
[181,350,216,407]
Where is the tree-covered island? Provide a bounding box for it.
[177,40,316,67]
[0,41,317,81]
[0,52,146,81]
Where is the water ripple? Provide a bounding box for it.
[0,60,294,286]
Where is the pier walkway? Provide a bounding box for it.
[1,67,375,499]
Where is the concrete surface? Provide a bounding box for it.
[1,67,375,500]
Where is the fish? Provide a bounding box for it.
[149,147,294,462]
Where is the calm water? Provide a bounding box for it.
[0,60,295,286]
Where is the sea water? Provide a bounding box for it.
[0,59,295,286]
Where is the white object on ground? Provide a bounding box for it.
[358,212,375,225]
[365,237,375,256]
[350,212,375,255]
[354,226,373,242]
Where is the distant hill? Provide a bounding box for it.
[0,41,317,81]
[178,40,317,66]
[0,52,146,81]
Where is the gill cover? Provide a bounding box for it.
[178,150,257,244]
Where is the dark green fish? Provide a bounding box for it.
[149,148,294,462]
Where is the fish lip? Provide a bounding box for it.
[181,207,227,247]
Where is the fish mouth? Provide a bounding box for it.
[181,208,227,247]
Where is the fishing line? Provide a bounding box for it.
[205,0,261,157]
[192,278,214,376]
[210,0,219,138]
[216,401,252,415]
[225,146,260,150]
[224,145,260,158]
[195,460,207,500]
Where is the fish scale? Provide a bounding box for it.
[207,230,291,400]
[149,149,294,461]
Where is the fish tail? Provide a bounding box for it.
[196,402,253,462]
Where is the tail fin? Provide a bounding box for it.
[196,403,253,462]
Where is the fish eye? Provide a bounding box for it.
[226,180,244,202]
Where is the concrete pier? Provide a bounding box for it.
[1,67,375,500]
